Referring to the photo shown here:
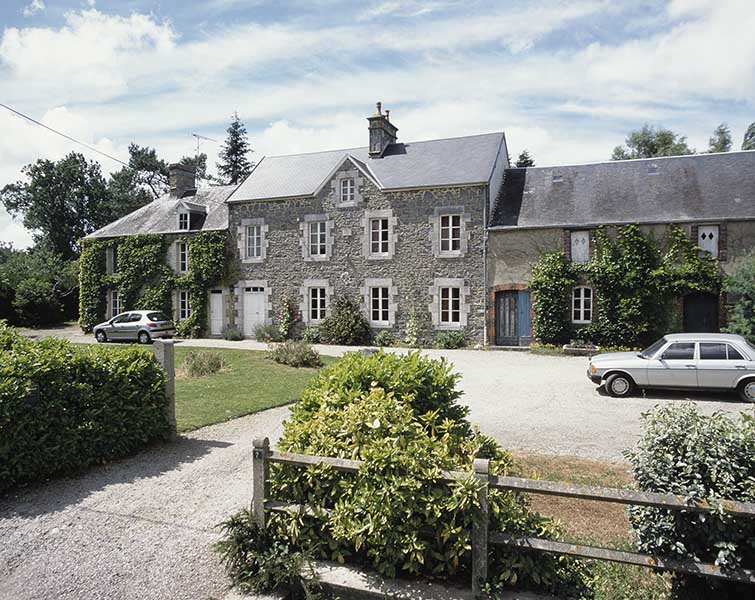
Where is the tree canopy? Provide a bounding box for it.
[515,149,535,167]
[611,124,694,160]
[217,112,254,185]
[743,122,755,151]
[708,123,732,153]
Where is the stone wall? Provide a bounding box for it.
[228,161,488,344]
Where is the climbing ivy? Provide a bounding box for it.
[529,225,721,347]
[78,231,229,337]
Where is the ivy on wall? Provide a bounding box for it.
[78,231,229,337]
[529,225,721,347]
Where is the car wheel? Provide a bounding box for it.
[95,330,107,343]
[605,373,634,398]
[737,379,755,403]
[138,331,151,345]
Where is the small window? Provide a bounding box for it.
[570,231,590,263]
[178,290,191,321]
[700,343,726,360]
[128,313,142,323]
[440,287,461,324]
[340,178,355,203]
[309,221,327,256]
[245,224,261,259]
[440,214,462,253]
[698,225,719,259]
[572,287,592,324]
[370,218,390,255]
[110,290,122,319]
[370,287,390,324]
[178,213,189,231]
[728,345,744,360]
[552,174,563,183]
[112,313,131,324]
[147,312,170,322]
[310,287,327,321]
[647,165,658,175]
[178,241,188,273]
[661,343,695,360]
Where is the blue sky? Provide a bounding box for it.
[1,0,754,247]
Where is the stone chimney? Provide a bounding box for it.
[367,101,398,158]
[168,163,196,197]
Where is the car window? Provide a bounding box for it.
[661,343,695,360]
[700,343,727,360]
[128,313,142,322]
[147,312,170,322]
[727,345,744,361]
[641,338,666,358]
[112,313,131,324]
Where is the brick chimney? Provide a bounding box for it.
[168,163,196,197]
[367,101,398,158]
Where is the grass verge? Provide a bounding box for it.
[512,451,673,599]
[174,346,335,432]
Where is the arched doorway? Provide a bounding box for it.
[682,292,719,333]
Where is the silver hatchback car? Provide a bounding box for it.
[93,310,176,345]
[588,333,755,402]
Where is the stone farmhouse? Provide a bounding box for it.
[85,104,755,345]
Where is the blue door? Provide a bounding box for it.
[517,290,531,342]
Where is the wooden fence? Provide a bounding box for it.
[251,437,755,598]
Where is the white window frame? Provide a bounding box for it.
[370,218,390,256]
[178,241,189,274]
[340,178,355,204]
[439,286,462,326]
[245,224,262,259]
[309,287,327,322]
[439,214,462,255]
[110,289,122,319]
[178,290,191,322]
[572,286,593,324]
[309,221,327,257]
[369,286,390,326]
[570,230,590,263]
[178,212,189,231]
[698,225,719,259]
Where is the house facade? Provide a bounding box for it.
[486,152,755,346]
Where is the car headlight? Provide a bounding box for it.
[590,364,597,374]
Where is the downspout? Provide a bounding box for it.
[482,187,488,347]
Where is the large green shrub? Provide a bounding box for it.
[318,296,370,345]
[267,340,322,368]
[182,349,225,377]
[0,323,170,492]
[218,351,589,596]
[725,250,755,342]
[530,252,578,345]
[625,405,755,599]
[436,330,466,349]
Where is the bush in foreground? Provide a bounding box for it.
[182,350,225,377]
[267,340,322,368]
[0,322,169,492]
[218,350,589,597]
[626,405,755,599]
[436,330,466,349]
[318,296,370,345]
[372,330,394,347]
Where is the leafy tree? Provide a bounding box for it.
[515,149,535,167]
[124,143,170,198]
[742,122,755,151]
[724,250,755,342]
[0,153,110,260]
[708,123,732,153]
[611,124,694,160]
[217,112,254,185]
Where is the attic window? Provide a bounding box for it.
[178,213,189,230]
[552,174,563,183]
[647,165,658,175]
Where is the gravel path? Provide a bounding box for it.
[0,407,290,600]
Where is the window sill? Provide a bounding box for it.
[437,323,463,331]
[367,254,392,261]
[369,322,393,329]
[438,251,464,259]
[572,320,592,325]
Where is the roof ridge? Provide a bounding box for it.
[520,149,755,170]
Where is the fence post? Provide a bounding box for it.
[252,437,270,528]
[152,339,176,441]
[472,458,490,599]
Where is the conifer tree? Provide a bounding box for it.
[217,112,254,185]
[515,149,535,167]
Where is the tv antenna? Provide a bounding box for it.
[191,133,217,157]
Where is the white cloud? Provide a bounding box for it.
[22,0,45,18]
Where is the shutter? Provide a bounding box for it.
[571,231,590,263]
[698,225,719,258]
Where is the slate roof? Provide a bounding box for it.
[87,185,236,238]
[227,132,506,202]
[489,151,755,229]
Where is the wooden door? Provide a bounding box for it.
[495,291,518,346]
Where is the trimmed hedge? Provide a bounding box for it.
[0,323,170,492]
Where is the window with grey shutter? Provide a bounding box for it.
[570,231,590,263]
[698,225,719,258]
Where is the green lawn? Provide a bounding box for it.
[174,347,336,432]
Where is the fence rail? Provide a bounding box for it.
[253,438,755,597]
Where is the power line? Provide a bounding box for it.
[0,102,130,168]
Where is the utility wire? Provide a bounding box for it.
[0,102,130,168]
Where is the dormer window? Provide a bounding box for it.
[178,212,189,230]
[340,178,355,203]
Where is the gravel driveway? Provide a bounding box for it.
[0,408,289,600]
